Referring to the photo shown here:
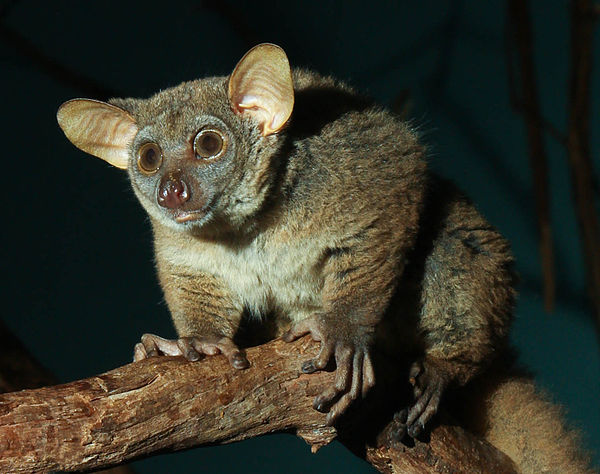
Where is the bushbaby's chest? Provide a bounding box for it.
[162,237,325,320]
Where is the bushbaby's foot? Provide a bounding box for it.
[133,333,249,369]
[392,359,448,439]
[282,314,376,425]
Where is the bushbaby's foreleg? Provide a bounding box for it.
[135,262,249,369]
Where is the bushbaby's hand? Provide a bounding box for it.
[282,314,375,424]
[133,333,249,369]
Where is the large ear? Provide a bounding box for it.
[57,99,138,169]
[228,43,294,136]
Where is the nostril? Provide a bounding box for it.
[164,180,187,199]
[157,176,190,208]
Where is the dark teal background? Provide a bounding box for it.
[1,1,598,472]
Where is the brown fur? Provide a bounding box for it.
[453,360,594,474]
[483,379,592,474]
[57,46,592,472]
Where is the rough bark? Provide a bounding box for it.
[0,320,135,474]
[0,337,517,473]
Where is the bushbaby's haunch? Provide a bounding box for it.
[57,44,514,436]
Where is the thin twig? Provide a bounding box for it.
[567,0,600,329]
[504,15,567,147]
[506,0,556,312]
[0,23,120,99]
[510,101,567,146]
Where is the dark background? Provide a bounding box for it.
[1,1,598,472]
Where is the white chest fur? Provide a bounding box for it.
[157,232,326,321]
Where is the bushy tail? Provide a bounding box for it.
[454,367,594,473]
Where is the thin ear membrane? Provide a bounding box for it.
[57,99,138,169]
[228,43,294,136]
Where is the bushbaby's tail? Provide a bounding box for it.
[456,370,594,473]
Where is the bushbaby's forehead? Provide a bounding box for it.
[121,76,233,143]
[143,77,227,119]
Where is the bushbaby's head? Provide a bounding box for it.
[57,44,294,234]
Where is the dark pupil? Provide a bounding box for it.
[200,133,220,156]
[143,148,157,167]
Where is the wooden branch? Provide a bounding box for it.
[506,0,556,312]
[507,101,567,147]
[0,337,517,473]
[0,320,136,474]
[567,0,600,330]
[504,19,566,148]
[363,424,518,474]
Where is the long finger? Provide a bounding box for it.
[409,361,422,384]
[334,347,353,392]
[217,338,249,369]
[313,386,339,412]
[350,351,364,400]
[362,353,376,398]
[133,342,147,362]
[326,392,354,425]
[141,334,160,357]
[413,390,441,433]
[313,346,353,409]
[406,384,434,428]
[302,339,335,373]
[391,408,409,441]
[413,381,424,399]
[191,338,220,356]
[141,333,180,356]
[177,338,201,361]
[281,319,312,342]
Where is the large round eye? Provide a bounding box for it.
[137,142,163,174]
[194,129,225,160]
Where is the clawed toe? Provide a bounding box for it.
[390,409,408,441]
[400,359,448,438]
[311,349,375,425]
[132,333,249,369]
[282,314,376,424]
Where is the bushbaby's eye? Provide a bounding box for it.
[137,142,163,174]
[194,129,225,159]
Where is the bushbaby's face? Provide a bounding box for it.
[114,78,254,232]
[57,44,294,234]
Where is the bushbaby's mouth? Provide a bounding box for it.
[173,210,206,223]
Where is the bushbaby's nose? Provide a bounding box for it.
[157,174,189,209]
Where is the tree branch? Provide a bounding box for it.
[506,0,556,313]
[0,337,517,473]
[0,320,136,474]
[567,0,600,331]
